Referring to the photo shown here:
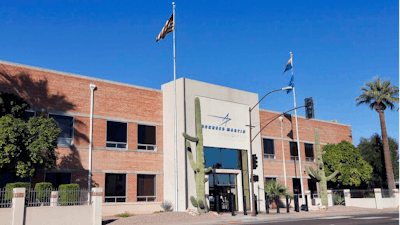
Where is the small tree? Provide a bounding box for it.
[0,92,60,179]
[264,180,293,208]
[358,134,399,188]
[323,141,373,188]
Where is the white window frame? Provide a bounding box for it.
[48,113,74,146]
[137,124,157,151]
[106,120,128,149]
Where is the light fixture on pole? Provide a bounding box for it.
[248,86,292,216]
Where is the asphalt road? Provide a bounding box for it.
[246,213,399,225]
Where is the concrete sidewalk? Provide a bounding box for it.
[171,209,400,225]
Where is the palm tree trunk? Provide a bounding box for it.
[378,111,396,191]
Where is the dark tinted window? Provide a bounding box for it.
[292,178,302,195]
[107,121,127,143]
[263,139,275,155]
[265,177,276,182]
[49,114,73,139]
[290,142,298,157]
[105,174,126,197]
[137,175,156,201]
[138,125,156,145]
[45,173,71,188]
[22,111,35,122]
[305,143,314,158]
[204,147,240,169]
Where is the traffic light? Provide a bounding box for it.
[252,154,258,169]
[305,97,314,119]
[252,175,259,182]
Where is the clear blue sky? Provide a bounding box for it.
[1,1,398,146]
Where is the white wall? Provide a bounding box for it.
[25,206,92,225]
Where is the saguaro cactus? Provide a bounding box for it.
[182,97,212,213]
[305,129,338,207]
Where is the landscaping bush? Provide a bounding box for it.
[59,183,79,206]
[35,182,52,202]
[333,193,345,205]
[5,182,31,201]
[161,201,173,212]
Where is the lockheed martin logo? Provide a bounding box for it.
[209,113,232,127]
[202,113,245,134]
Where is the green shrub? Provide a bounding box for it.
[333,193,345,205]
[117,212,133,217]
[59,183,79,206]
[35,182,52,202]
[5,182,31,201]
[364,193,375,198]
[161,201,173,212]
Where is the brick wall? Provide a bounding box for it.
[259,109,352,194]
[0,61,164,203]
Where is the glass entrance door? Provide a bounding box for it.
[208,174,237,212]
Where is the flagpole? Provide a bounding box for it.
[291,52,305,206]
[172,2,178,212]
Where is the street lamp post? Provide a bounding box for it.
[248,86,292,216]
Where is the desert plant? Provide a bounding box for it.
[182,97,212,213]
[117,212,133,217]
[305,129,338,207]
[5,182,31,201]
[160,201,173,212]
[264,180,293,208]
[59,183,79,206]
[356,77,399,190]
[35,182,52,203]
[333,193,345,205]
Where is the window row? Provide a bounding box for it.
[27,112,157,150]
[104,173,156,203]
[39,172,157,203]
[264,177,318,197]
[263,138,315,161]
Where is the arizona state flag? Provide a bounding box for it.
[283,57,292,74]
[156,13,174,42]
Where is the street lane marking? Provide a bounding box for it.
[391,218,399,220]
[352,216,389,220]
[319,216,353,219]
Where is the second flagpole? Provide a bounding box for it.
[173,2,178,212]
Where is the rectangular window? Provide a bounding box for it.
[308,179,318,197]
[265,177,277,182]
[137,175,156,202]
[304,143,314,161]
[290,142,298,160]
[49,114,74,146]
[106,121,127,148]
[23,110,35,122]
[263,139,275,159]
[292,178,302,197]
[45,172,71,188]
[105,174,126,202]
[137,125,156,150]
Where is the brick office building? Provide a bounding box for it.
[0,60,352,213]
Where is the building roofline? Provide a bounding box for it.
[259,108,351,127]
[0,59,162,93]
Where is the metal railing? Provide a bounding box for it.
[349,189,375,198]
[25,188,90,207]
[137,196,156,202]
[0,189,11,208]
[381,189,391,198]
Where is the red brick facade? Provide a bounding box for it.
[260,109,352,194]
[0,60,353,202]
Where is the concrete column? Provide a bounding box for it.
[374,188,383,209]
[343,189,350,207]
[393,189,399,208]
[327,190,333,206]
[50,191,59,206]
[12,188,25,225]
[305,190,312,206]
[91,188,103,225]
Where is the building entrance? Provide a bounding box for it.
[208,173,237,212]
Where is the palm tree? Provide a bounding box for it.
[356,77,399,191]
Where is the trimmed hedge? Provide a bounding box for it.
[59,183,80,206]
[35,182,52,202]
[5,182,31,201]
